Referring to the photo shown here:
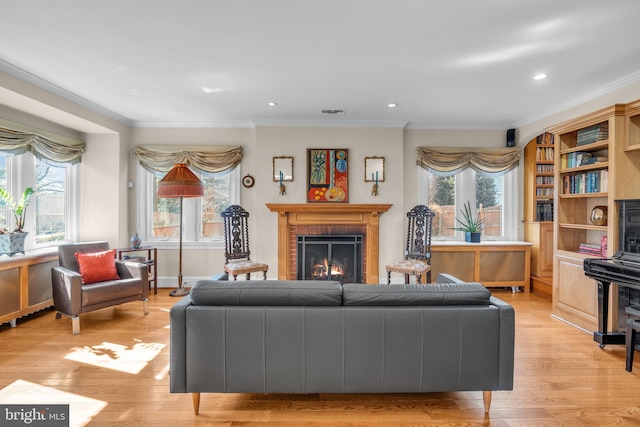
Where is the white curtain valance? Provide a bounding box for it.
[416,146,522,177]
[0,126,85,167]
[131,145,243,175]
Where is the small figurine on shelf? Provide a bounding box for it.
[131,232,142,249]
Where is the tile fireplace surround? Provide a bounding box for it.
[266,204,392,284]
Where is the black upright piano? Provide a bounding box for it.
[583,199,640,347]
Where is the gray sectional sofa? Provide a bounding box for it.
[169,274,515,415]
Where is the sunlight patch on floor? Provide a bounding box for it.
[0,379,106,427]
[64,340,166,374]
[155,362,170,381]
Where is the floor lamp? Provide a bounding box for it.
[158,163,204,297]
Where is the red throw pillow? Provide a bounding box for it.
[75,249,120,284]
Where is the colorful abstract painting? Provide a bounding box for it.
[307,149,349,202]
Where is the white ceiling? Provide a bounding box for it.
[2,0,640,130]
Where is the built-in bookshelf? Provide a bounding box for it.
[555,119,610,255]
[525,132,555,222]
[547,103,640,333]
[524,132,555,298]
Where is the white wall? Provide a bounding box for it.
[78,133,124,246]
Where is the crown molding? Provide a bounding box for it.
[131,120,255,128]
[0,58,131,127]
[513,70,640,128]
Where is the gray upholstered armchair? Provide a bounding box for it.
[51,241,149,334]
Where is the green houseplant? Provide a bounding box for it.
[0,187,34,255]
[451,201,484,243]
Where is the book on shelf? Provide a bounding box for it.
[536,146,554,161]
[536,132,554,145]
[122,255,146,263]
[577,123,608,146]
[535,201,554,221]
[536,164,554,173]
[578,242,605,257]
[536,187,554,197]
[580,155,608,166]
[561,151,590,168]
[536,176,554,185]
[562,169,608,194]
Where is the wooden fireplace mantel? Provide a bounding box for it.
[266,203,392,284]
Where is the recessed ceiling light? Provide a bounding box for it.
[533,73,548,80]
[388,103,398,108]
[267,102,278,107]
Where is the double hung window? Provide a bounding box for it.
[0,152,77,249]
[132,145,243,248]
[0,124,83,251]
[416,146,521,241]
[136,165,240,247]
[418,167,517,240]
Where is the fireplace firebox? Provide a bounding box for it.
[297,235,363,283]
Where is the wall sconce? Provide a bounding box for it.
[364,156,385,196]
[273,156,294,195]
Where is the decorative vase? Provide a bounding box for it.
[131,233,142,249]
[0,232,28,256]
[465,231,481,243]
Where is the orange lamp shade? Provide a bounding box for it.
[157,163,204,198]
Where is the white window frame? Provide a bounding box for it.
[4,153,78,251]
[136,164,241,250]
[418,166,518,241]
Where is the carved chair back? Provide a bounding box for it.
[405,205,436,263]
[222,205,253,264]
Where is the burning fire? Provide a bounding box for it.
[312,258,344,279]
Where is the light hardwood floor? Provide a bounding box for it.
[1,288,639,426]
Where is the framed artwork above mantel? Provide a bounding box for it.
[307,148,349,203]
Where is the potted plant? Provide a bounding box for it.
[0,187,34,255]
[451,201,484,243]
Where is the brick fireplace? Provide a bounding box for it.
[266,204,392,284]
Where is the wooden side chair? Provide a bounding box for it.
[386,205,436,284]
[222,205,268,280]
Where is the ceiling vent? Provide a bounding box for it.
[320,109,346,115]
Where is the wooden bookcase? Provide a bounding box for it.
[548,103,640,332]
[524,133,555,298]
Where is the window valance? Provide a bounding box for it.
[131,145,243,175]
[0,126,85,167]
[416,146,522,177]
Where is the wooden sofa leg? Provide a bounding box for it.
[192,393,200,415]
[483,390,492,413]
[143,299,149,315]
